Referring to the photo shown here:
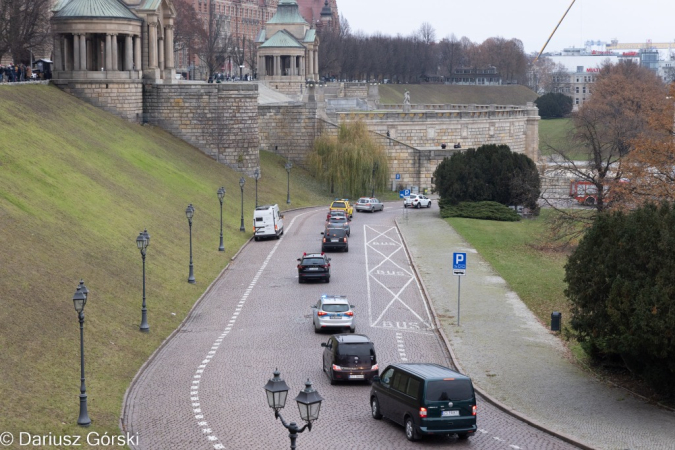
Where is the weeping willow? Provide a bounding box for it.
[308,121,390,198]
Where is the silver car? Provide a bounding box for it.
[355,197,384,213]
[311,295,355,333]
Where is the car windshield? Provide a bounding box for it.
[302,258,325,265]
[336,343,373,358]
[332,202,346,208]
[425,379,473,401]
[358,199,369,203]
[322,303,349,312]
[328,217,346,223]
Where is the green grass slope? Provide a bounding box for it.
[0,84,332,446]
[378,84,538,106]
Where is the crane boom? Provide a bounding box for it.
[534,0,577,62]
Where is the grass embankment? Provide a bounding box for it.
[378,84,538,106]
[0,84,332,447]
[446,210,571,325]
[539,117,592,160]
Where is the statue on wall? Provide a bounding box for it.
[403,90,410,105]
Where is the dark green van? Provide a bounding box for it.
[369,363,477,441]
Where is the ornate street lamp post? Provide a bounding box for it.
[186,204,196,283]
[264,369,324,450]
[217,187,226,252]
[73,280,91,426]
[254,168,261,208]
[136,229,150,332]
[285,161,292,205]
[239,177,246,232]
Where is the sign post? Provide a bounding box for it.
[452,253,467,326]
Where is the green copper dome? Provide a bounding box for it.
[53,0,140,20]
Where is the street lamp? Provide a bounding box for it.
[136,229,150,332]
[285,161,292,205]
[186,204,196,283]
[239,64,245,80]
[371,162,379,198]
[217,187,226,252]
[73,281,91,426]
[253,168,261,208]
[239,177,246,232]
[264,369,324,450]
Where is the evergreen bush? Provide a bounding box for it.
[439,201,521,221]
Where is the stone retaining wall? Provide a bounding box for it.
[51,79,143,122]
[258,102,320,163]
[143,83,259,171]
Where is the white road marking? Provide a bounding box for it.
[189,211,308,450]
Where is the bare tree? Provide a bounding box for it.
[0,0,51,63]
[196,1,229,79]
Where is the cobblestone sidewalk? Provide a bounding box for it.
[397,210,675,450]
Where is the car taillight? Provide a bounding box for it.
[345,311,353,316]
[472,405,477,416]
[317,311,327,316]
[371,364,378,370]
[419,407,427,418]
[323,238,326,243]
[322,264,329,268]
[297,265,303,269]
[275,224,278,231]
[332,364,342,371]
[344,237,348,242]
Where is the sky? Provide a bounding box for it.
[336,0,675,55]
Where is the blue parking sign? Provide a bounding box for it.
[395,173,401,180]
[453,252,466,276]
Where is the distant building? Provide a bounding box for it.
[447,67,502,85]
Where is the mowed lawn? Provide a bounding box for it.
[446,210,571,326]
[539,118,593,160]
[0,84,332,447]
[378,84,538,106]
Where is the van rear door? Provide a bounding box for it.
[423,379,476,429]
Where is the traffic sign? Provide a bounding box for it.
[452,252,466,276]
[399,189,411,198]
[395,173,401,180]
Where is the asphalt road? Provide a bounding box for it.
[123,204,579,449]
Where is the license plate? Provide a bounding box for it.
[307,267,319,271]
[349,375,364,379]
[329,314,341,319]
[442,410,459,417]
[331,239,339,242]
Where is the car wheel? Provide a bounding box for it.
[427,202,431,208]
[349,327,355,333]
[254,236,259,241]
[415,203,420,209]
[325,277,330,283]
[403,204,407,208]
[298,278,304,284]
[371,397,383,420]
[457,432,471,439]
[345,246,349,253]
[314,325,320,334]
[405,417,419,442]
[276,234,281,239]
[329,370,337,385]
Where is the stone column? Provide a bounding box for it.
[79,34,87,70]
[73,34,80,72]
[165,25,174,69]
[300,56,305,79]
[53,35,63,71]
[314,49,319,79]
[148,22,158,68]
[274,55,279,76]
[105,34,112,71]
[63,36,71,71]
[86,36,93,71]
[112,34,119,71]
[124,35,133,71]
[307,49,313,80]
[134,35,141,71]
[158,37,164,71]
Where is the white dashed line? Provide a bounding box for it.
[396,332,408,362]
[189,212,308,449]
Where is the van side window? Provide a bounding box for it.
[392,372,409,393]
[406,378,420,399]
[381,367,394,386]
[255,217,263,222]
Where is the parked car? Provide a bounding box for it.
[355,197,384,213]
[253,204,284,240]
[330,199,354,218]
[297,253,331,283]
[370,363,477,442]
[322,227,348,252]
[403,194,432,209]
[321,334,378,384]
[311,295,355,333]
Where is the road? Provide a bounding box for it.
[123,204,579,449]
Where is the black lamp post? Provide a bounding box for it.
[371,162,379,198]
[217,187,226,252]
[254,168,261,208]
[239,177,246,232]
[186,204,196,283]
[73,280,91,426]
[285,161,292,205]
[136,229,150,332]
[264,369,324,450]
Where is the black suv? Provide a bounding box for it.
[322,227,348,252]
[321,334,378,384]
[370,363,477,442]
[297,253,331,283]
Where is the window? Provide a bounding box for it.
[425,379,473,401]
[582,87,586,94]
[575,98,579,104]
[406,378,420,399]
[381,368,394,386]
[321,303,349,313]
[575,87,579,93]
[392,372,409,393]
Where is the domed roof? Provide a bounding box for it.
[53,0,140,20]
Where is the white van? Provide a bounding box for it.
[253,204,284,241]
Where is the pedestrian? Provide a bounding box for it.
[26,65,32,80]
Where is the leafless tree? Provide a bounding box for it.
[0,0,51,64]
[196,2,229,78]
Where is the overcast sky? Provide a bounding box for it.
[336,0,675,54]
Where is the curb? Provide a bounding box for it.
[119,204,322,445]
[394,217,595,450]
